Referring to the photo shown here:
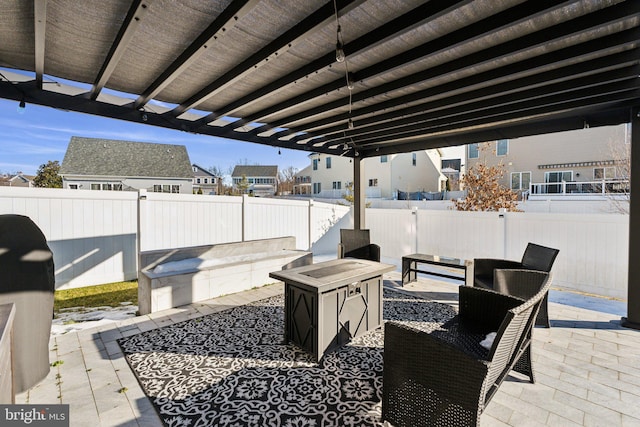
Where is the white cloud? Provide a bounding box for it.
[0,161,38,172]
[1,140,66,155]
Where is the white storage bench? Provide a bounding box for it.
[138,236,312,314]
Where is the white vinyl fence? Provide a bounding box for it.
[367,209,629,300]
[1,188,349,289]
[0,187,629,299]
[0,187,138,289]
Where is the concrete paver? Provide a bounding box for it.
[15,273,640,426]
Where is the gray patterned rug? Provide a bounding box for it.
[118,289,457,427]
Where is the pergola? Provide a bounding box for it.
[1,0,639,328]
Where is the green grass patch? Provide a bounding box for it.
[54,280,138,314]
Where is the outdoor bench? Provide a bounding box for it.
[138,236,312,314]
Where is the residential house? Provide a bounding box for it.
[0,172,35,188]
[293,165,312,195]
[59,137,194,194]
[303,150,446,199]
[441,159,462,191]
[465,124,629,199]
[192,164,222,195]
[231,165,278,196]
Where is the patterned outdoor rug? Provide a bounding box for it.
[118,289,457,427]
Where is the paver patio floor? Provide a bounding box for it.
[16,271,640,427]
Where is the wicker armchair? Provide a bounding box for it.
[474,242,558,327]
[337,229,380,262]
[382,278,550,427]
[494,269,552,327]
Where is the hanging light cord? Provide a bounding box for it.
[333,0,357,154]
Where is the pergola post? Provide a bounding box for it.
[353,156,365,230]
[623,106,640,330]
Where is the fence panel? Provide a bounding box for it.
[0,187,631,298]
[0,187,138,289]
[504,212,628,299]
[365,207,628,299]
[310,201,350,247]
[139,192,243,251]
[416,210,505,260]
[243,196,310,249]
[366,208,417,258]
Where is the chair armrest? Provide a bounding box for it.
[370,243,381,262]
[337,243,345,259]
[474,259,523,280]
[458,286,523,334]
[493,269,550,300]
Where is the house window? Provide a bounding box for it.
[163,185,171,193]
[91,183,100,190]
[332,181,341,190]
[203,178,208,184]
[313,182,321,194]
[69,184,78,190]
[313,158,318,170]
[497,139,509,156]
[545,171,572,182]
[511,171,531,190]
[381,155,388,163]
[369,178,378,187]
[113,183,123,191]
[102,183,112,191]
[468,143,479,159]
[594,167,615,180]
[326,157,332,169]
[172,185,180,193]
[412,153,417,166]
[196,178,201,184]
[192,166,197,172]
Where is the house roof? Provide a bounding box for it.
[0,173,35,185]
[60,137,193,179]
[0,1,637,160]
[232,165,278,178]
[295,165,313,177]
[9,174,34,183]
[192,164,218,178]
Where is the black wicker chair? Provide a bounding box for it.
[493,269,552,327]
[382,276,551,427]
[473,242,559,327]
[337,229,380,262]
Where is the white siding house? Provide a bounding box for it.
[303,150,446,199]
[231,165,278,196]
[192,164,222,195]
[465,124,630,200]
[59,137,194,194]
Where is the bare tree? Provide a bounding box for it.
[453,143,520,212]
[277,166,298,195]
[207,165,225,177]
[606,137,630,214]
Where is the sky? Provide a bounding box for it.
[0,97,313,178]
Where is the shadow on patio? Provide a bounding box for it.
[16,271,640,427]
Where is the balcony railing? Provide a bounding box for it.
[529,179,629,196]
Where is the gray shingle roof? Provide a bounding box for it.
[231,165,278,178]
[60,137,193,179]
